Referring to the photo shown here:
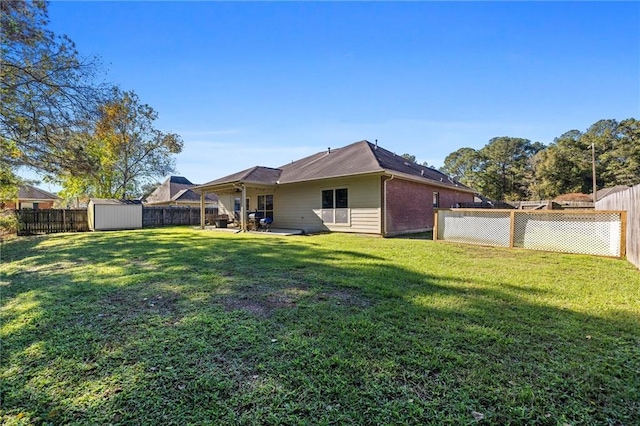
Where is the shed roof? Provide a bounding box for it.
[90,199,142,205]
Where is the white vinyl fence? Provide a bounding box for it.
[434,209,626,258]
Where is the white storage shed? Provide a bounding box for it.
[88,199,143,231]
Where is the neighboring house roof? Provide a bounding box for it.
[145,176,218,204]
[16,184,59,201]
[596,185,630,201]
[196,140,474,193]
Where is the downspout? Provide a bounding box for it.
[241,184,247,232]
[383,174,395,237]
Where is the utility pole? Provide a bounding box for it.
[591,142,597,203]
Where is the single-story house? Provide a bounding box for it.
[144,176,218,207]
[1,184,59,210]
[193,140,475,236]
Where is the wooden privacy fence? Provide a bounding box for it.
[596,184,640,269]
[142,206,218,227]
[434,209,626,258]
[17,209,89,236]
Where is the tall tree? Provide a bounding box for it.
[1,0,104,183]
[401,153,429,167]
[596,118,640,187]
[478,137,544,200]
[531,130,589,199]
[441,147,483,190]
[57,88,183,199]
[533,119,640,199]
[401,153,416,163]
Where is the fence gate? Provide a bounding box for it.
[434,209,626,258]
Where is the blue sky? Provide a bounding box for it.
[34,1,640,189]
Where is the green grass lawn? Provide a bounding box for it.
[1,228,639,425]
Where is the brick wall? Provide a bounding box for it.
[385,178,474,235]
[0,201,55,210]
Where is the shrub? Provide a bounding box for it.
[0,210,19,236]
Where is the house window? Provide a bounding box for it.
[257,194,274,219]
[433,192,439,208]
[321,188,349,224]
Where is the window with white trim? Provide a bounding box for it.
[257,194,274,219]
[321,188,349,224]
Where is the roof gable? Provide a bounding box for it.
[198,166,282,187]
[145,176,197,204]
[278,141,381,183]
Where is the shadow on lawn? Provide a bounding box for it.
[1,229,639,425]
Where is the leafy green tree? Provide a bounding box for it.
[57,88,183,199]
[531,130,589,199]
[1,0,104,184]
[598,118,640,187]
[478,137,544,200]
[441,147,483,190]
[401,153,429,167]
[0,157,22,202]
[533,119,639,199]
[401,153,416,163]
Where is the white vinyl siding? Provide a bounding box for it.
[215,193,237,219]
[275,175,381,234]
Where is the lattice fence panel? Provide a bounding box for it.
[435,209,624,257]
[513,212,622,257]
[437,210,511,247]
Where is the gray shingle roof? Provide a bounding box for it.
[18,184,59,201]
[196,140,473,192]
[278,141,381,183]
[145,176,217,204]
[198,166,282,187]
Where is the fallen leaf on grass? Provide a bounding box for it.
[471,410,484,421]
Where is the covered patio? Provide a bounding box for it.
[192,166,282,232]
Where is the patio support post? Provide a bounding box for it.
[241,184,247,232]
[200,191,205,229]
